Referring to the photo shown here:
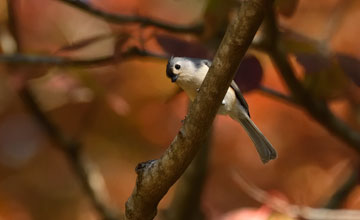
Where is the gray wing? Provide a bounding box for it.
[230,81,250,117]
[202,59,250,117]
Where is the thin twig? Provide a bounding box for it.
[57,0,203,34]
[125,1,269,219]
[262,6,360,151]
[258,85,296,104]
[7,1,122,219]
[0,47,167,66]
[231,170,360,220]
[324,169,358,209]
[19,87,122,220]
[0,53,113,66]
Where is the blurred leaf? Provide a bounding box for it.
[165,87,182,104]
[155,34,209,58]
[114,33,131,57]
[336,53,360,86]
[281,30,320,54]
[302,56,350,99]
[0,0,8,24]
[234,56,263,92]
[14,0,115,57]
[221,206,272,220]
[0,114,42,168]
[203,0,233,38]
[295,53,331,73]
[342,185,360,209]
[282,30,351,99]
[29,67,94,110]
[0,28,17,54]
[106,93,130,116]
[275,0,299,17]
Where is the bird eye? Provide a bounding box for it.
[175,64,181,70]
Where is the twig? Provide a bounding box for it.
[0,53,114,66]
[7,1,122,219]
[258,85,296,104]
[19,87,122,220]
[125,1,269,219]
[262,6,360,151]
[231,170,360,220]
[0,48,167,67]
[57,0,203,34]
[324,169,358,209]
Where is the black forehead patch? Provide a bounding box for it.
[168,56,174,65]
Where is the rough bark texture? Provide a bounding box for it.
[164,129,212,220]
[124,1,269,219]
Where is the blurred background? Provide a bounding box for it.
[0,0,360,219]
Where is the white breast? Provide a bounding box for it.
[176,64,208,101]
[175,63,240,117]
[218,87,237,115]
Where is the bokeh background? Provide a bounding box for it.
[0,0,360,219]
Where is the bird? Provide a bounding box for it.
[166,56,277,163]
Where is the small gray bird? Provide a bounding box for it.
[166,56,277,163]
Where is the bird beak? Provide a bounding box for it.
[171,74,178,82]
[166,62,178,83]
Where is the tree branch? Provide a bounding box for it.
[124,1,269,219]
[7,1,122,219]
[262,7,360,151]
[57,0,203,34]
[258,85,296,104]
[324,169,358,209]
[164,128,212,220]
[231,170,360,220]
[0,48,167,67]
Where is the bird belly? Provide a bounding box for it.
[218,88,237,115]
[176,76,203,102]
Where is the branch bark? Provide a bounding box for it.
[57,0,203,34]
[124,1,269,219]
[164,128,212,220]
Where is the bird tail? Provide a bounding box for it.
[237,116,277,163]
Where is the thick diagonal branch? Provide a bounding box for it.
[165,128,212,220]
[57,0,203,34]
[124,1,269,220]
